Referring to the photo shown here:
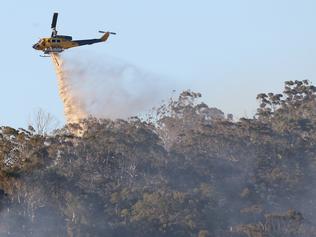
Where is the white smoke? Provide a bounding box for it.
[52,52,172,122]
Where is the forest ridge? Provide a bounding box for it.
[0,80,315,237]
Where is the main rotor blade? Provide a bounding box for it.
[51,12,58,29]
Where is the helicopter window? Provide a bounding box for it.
[52,39,56,43]
[57,40,61,43]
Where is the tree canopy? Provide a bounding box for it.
[0,81,316,236]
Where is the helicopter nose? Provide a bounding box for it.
[32,44,38,49]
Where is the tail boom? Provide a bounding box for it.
[72,32,112,47]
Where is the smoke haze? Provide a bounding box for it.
[52,52,172,122]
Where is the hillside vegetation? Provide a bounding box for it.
[0,80,316,237]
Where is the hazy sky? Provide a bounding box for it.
[1,0,316,128]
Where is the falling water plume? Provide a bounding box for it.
[51,53,87,124]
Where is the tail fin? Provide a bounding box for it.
[100,32,110,42]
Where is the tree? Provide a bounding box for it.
[28,108,60,135]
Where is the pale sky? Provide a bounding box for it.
[1,0,316,128]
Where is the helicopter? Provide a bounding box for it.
[32,12,116,56]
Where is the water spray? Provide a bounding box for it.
[51,53,87,124]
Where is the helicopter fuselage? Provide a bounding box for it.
[33,32,110,54]
[33,12,114,55]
